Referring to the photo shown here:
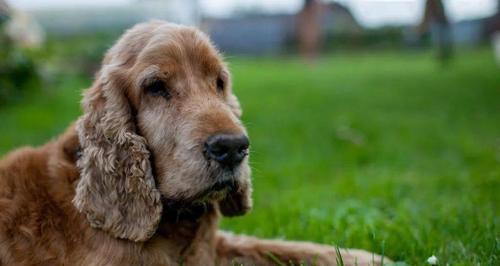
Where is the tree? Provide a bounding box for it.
[418,0,453,65]
[296,0,322,63]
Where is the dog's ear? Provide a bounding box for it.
[73,64,162,242]
[219,171,253,217]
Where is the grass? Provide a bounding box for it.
[1,46,499,265]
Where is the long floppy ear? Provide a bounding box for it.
[73,65,162,242]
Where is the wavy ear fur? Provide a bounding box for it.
[73,65,162,242]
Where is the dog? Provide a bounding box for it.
[0,21,389,265]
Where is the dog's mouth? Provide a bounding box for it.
[164,176,238,204]
[200,161,242,198]
[160,179,238,222]
[198,178,237,201]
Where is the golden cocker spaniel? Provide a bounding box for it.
[0,21,389,265]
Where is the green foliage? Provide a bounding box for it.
[324,27,408,50]
[40,32,121,76]
[0,44,498,265]
[0,19,40,105]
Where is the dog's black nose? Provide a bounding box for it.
[204,134,249,167]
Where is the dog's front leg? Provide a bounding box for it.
[215,231,389,266]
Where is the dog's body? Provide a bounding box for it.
[0,21,387,266]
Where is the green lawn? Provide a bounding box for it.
[1,48,499,265]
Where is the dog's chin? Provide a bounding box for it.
[159,163,248,215]
[160,177,239,222]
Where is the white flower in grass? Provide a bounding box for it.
[427,255,438,265]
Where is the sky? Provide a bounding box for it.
[8,0,499,27]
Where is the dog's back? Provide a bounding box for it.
[0,131,86,265]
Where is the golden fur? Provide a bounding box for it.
[0,21,389,265]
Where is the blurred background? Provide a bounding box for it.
[1,0,499,264]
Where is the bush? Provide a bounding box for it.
[0,17,40,105]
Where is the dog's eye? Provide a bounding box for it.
[145,80,170,99]
[216,77,225,92]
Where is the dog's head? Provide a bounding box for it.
[73,21,252,241]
